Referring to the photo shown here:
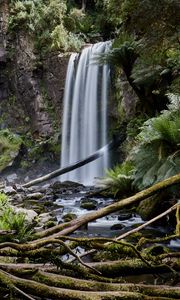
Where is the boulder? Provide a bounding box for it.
[26,192,43,200]
[80,198,98,210]
[3,186,17,195]
[111,223,125,230]
[10,206,38,223]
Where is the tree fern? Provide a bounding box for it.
[95,34,139,68]
[98,161,135,197]
[153,115,180,146]
[132,108,180,190]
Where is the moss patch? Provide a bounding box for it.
[0,129,22,172]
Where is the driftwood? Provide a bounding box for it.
[23,139,119,188]
[0,174,180,299]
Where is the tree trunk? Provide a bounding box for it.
[23,139,121,188]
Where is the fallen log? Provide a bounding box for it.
[0,174,180,299]
[23,138,120,188]
[34,173,180,239]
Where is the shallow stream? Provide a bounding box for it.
[54,186,180,248]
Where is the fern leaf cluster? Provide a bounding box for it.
[98,161,135,197]
[132,101,180,189]
[103,94,180,194]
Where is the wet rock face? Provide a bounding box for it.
[0,6,69,138]
[0,47,8,104]
[42,53,70,127]
[119,72,139,119]
[8,34,69,137]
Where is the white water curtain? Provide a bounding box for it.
[60,42,111,185]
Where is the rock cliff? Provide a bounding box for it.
[0,0,69,138]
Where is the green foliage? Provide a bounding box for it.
[96,0,180,100]
[0,193,8,208]
[95,0,122,28]
[0,194,32,242]
[121,0,180,47]
[51,24,83,51]
[100,161,135,197]
[104,94,180,194]
[132,96,180,189]
[97,34,138,69]
[126,115,148,139]
[0,129,22,172]
[9,0,83,52]
[67,7,94,34]
[27,134,60,162]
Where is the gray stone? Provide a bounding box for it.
[26,192,43,200]
[118,213,133,221]
[6,173,18,183]
[111,223,125,230]
[10,206,38,223]
[38,212,53,224]
[34,225,44,232]
[3,186,17,195]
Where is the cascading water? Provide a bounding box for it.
[60,42,111,185]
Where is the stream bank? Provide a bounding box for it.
[0,175,180,299]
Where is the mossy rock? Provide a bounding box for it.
[44,220,57,229]
[80,198,97,210]
[137,193,164,221]
[63,213,77,222]
[0,129,22,172]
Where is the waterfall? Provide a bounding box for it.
[60,42,111,185]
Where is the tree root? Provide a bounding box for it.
[0,268,180,300]
[0,174,180,299]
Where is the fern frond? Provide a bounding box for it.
[95,36,138,67]
[153,114,180,146]
[98,161,135,197]
[132,108,180,190]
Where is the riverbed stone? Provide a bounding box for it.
[6,173,18,183]
[10,206,38,223]
[63,213,77,222]
[14,184,26,193]
[80,198,98,210]
[118,213,133,221]
[45,220,57,228]
[137,193,167,221]
[26,192,43,200]
[38,212,53,224]
[34,225,44,232]
[144,245,169,256]
[111,223,125,230]
[3,186,17,195]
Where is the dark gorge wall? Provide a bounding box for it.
[0,0,8,120]
[0,1,69,138]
